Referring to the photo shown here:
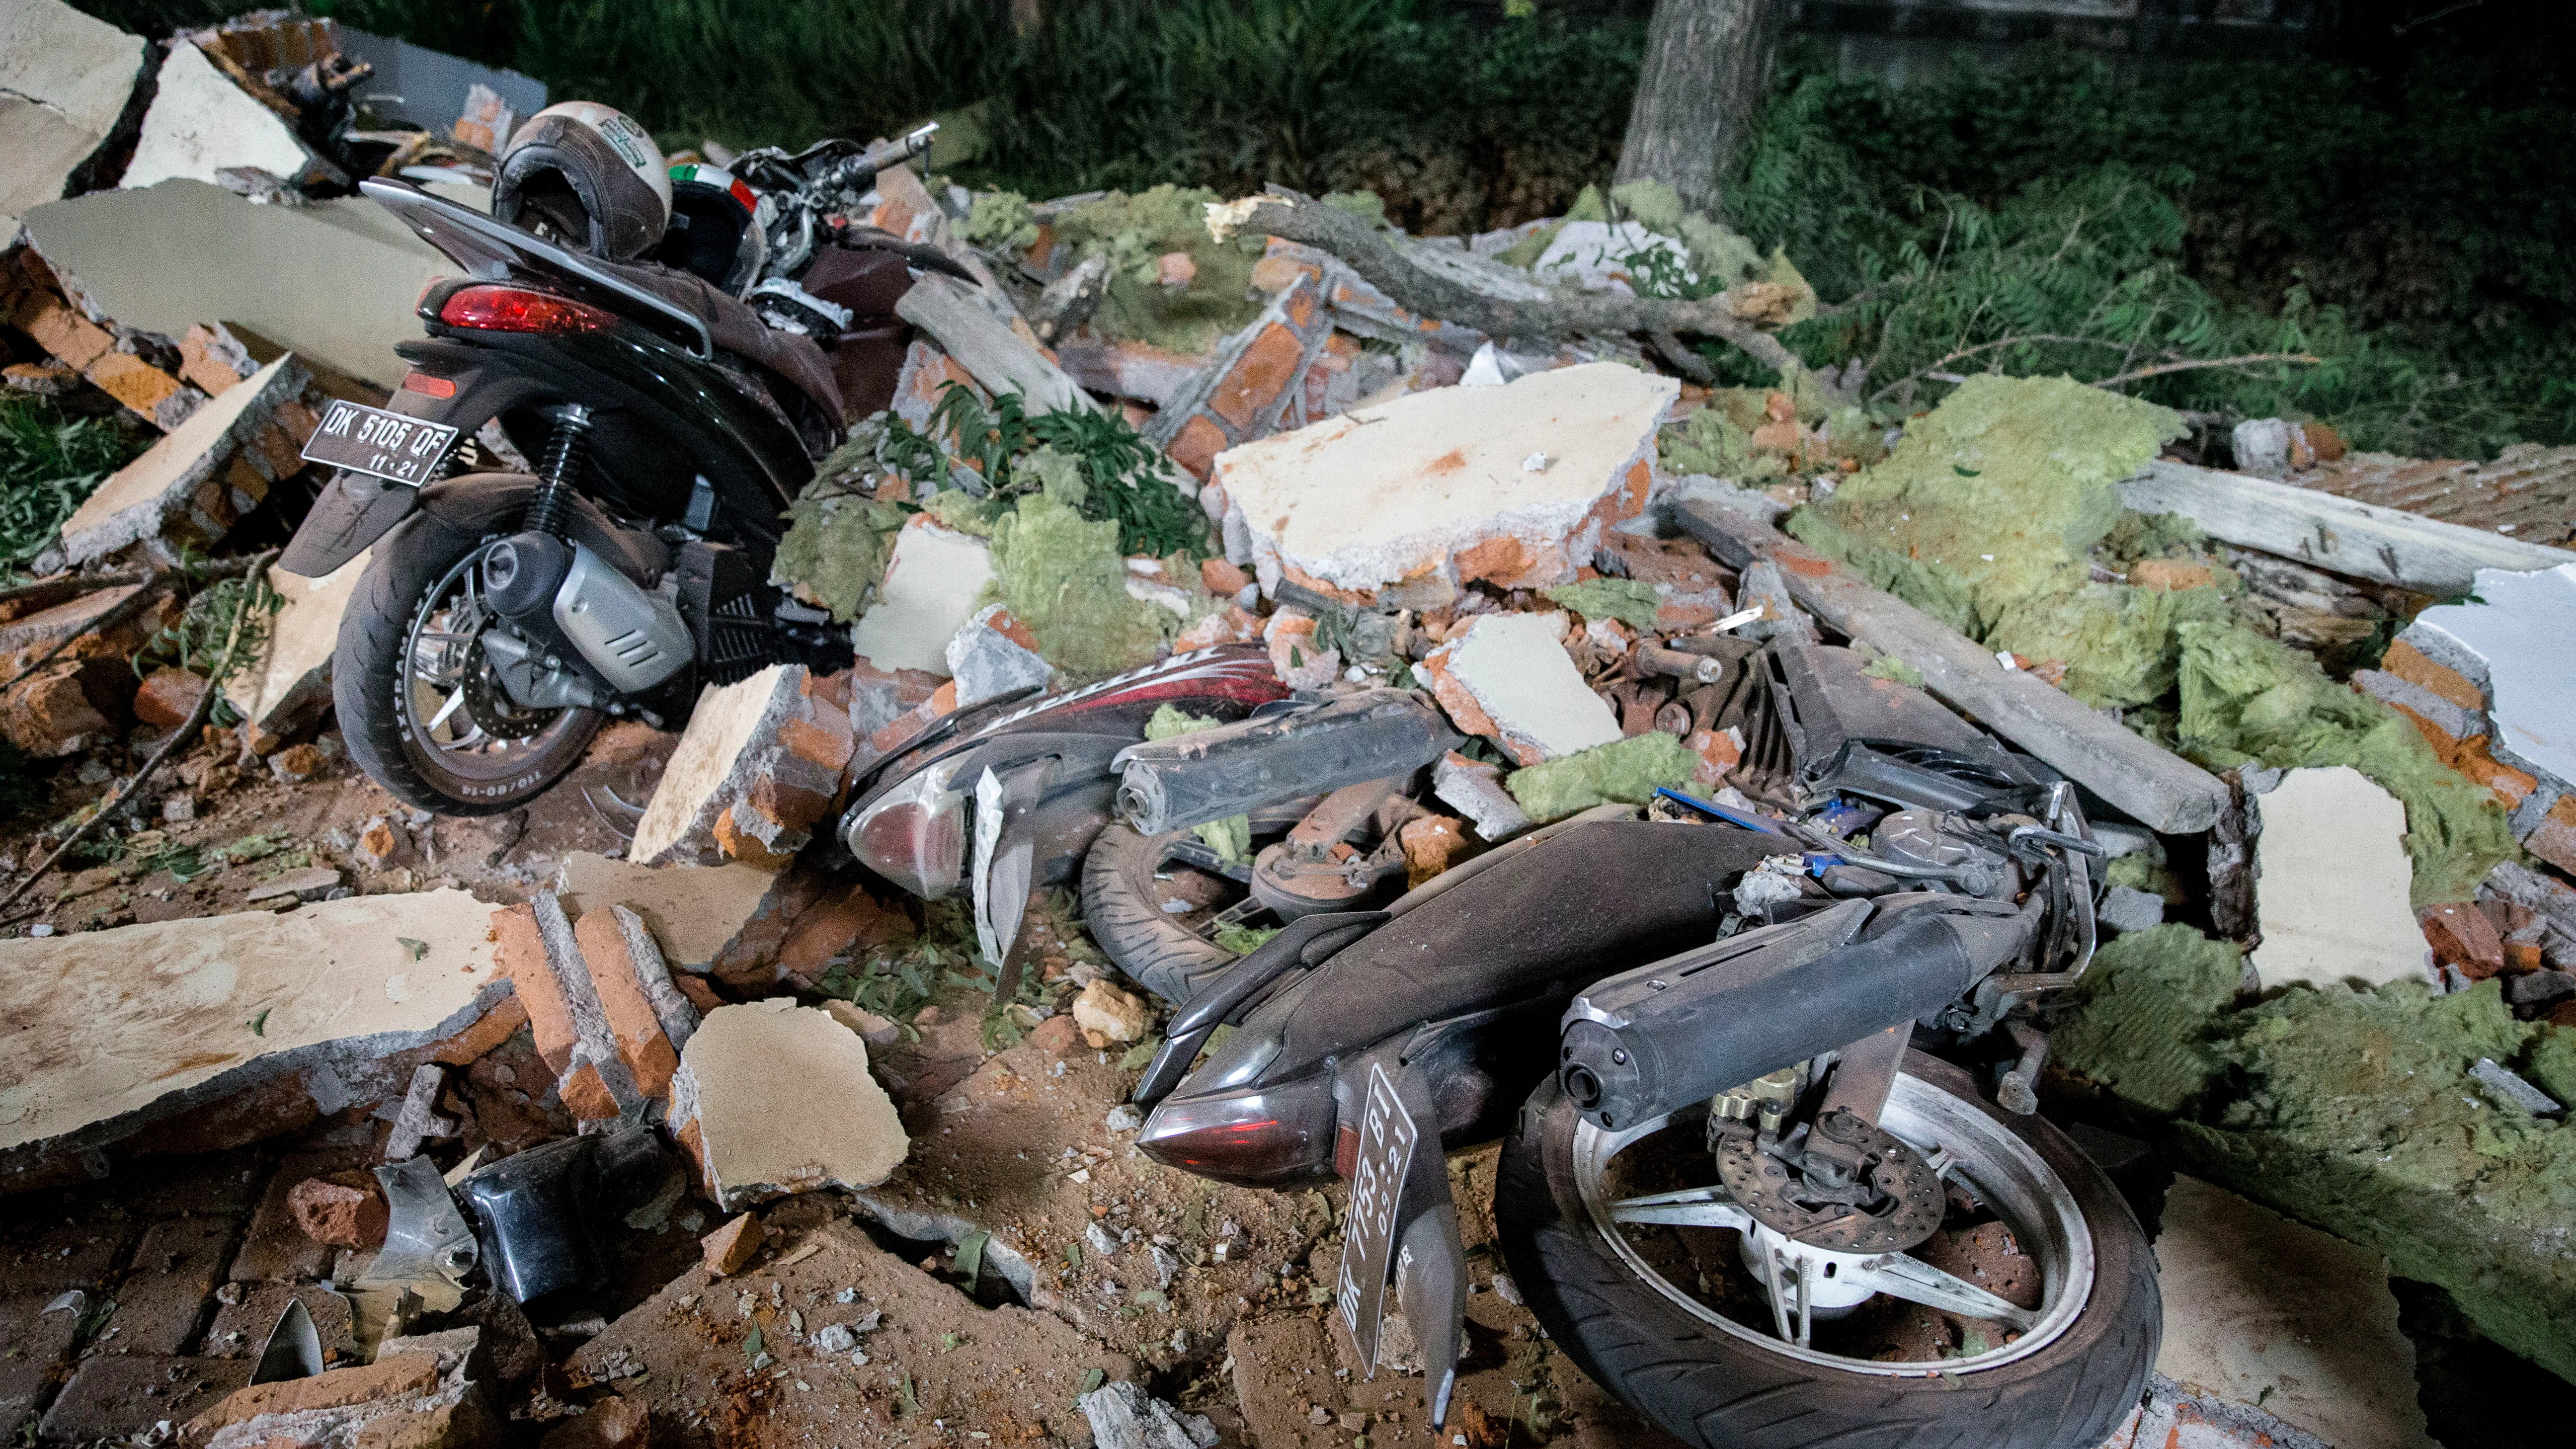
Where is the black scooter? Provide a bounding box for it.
[1130,642,2160,1449]
[280,135,947,815]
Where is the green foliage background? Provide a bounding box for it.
[62,2,2576,456]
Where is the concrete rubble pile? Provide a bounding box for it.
[1,6,2573,1448]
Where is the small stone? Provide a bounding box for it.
[823,999,901,1047]
[161,793,198,824]
[287,1174,388,1249]
[1156,251,1197,289]
[357,815,403,870]
[268,742,328,784]
[702,1213,765,1278]
[1071,979,1151,1048]
[1396,814,1469,888]
[245,866,343,903]
[1106,1104,1143,1132]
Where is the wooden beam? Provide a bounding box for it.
[894,274,1099,415]
[2118,459,2576,596]
[1674,499,2231,835]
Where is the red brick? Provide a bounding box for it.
[776,884,909,985]
[1167,413,1228,481]
[2419,902,2505,979]
[44,1356,250,1443]
[188,1353,441,1434]
[701,1213,764,1277]
[133,666,208,728]
[288,1172,389,1250]
[84,351,192,423]
[1209,322,1306,430]
[557,1062,623,1122]
[2382,639,2486,713]
[1200,558,1251,596]
[492,904,575,1076]
[15,294,112,369]
[572,907,681,1099]
[2524,797,2576,876]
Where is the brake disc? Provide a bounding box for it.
[461,643,560,740]
[1715,1123,1945,1254]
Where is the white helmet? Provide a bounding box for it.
[492,101,672,263]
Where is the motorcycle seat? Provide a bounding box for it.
[603,257,850,433]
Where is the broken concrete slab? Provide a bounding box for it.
[22,178,453,389]
[331,25,545,138]
[2249,767,2430,990]
[1213,361,1674,603]
[2404,564,2576,796]
[550,850,779,971]
[668,999,907,1208]
[0,0,147,230]
[1420,611,1619,766]
[849,516,995,676]
[0,889,505,1171]
[628,664,853,868]
[222,550,371,754]
[894,272,1094,413]
[120,37,320,194]
[945,602,1052,708]
[2153,1175,2438,1449]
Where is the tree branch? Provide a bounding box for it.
[2090,352,2324,389]
[1,557,276,916]
[1218,188,1803,374]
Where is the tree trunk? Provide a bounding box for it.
[1614,0,1784,220]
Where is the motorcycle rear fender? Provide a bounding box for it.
[323,474,670,595]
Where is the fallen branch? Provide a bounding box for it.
[1868,335,2130,403]
[0,557,276,915]
[0,554,279,693]
[2090,352,2324,389]
[1213,188,1802,373]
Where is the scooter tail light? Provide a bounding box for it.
[1135,1078,1337,1189]
[844,771,968,898]
[437,285,617,336]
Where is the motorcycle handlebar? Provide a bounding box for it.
[828,122,939,192]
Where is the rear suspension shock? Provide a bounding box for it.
[526,404,592,537]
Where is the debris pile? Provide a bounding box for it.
[3,4,2575,1445]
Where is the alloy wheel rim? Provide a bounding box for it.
[1571,1070,2095,1376]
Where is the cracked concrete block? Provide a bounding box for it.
[1419,611,1618,766]
[1432,750,1533,842]
[945,602,1051,708]
[120,39,317,193]
[222,549,371,754]
[2249,767,2430,991]
[0,889,506,1166]
[628,664,852,867]
[0,0,147,230]
[1213,361,1675,603]
[849,517,993,676]
[58,352,308,565]
[668,999,908,1209]
[551,850,779,971]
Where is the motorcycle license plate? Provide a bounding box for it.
[300,400,459,487]
[1335,1061,1418,1367]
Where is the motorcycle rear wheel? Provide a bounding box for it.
[1496,1052,2157,1449]
[336,513,602,816]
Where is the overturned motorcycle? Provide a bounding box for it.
[1081,641,2159,1449]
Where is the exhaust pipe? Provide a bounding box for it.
[1558,897,2039,1130]
[480,531,693,698]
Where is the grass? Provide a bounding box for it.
[0,395,142,571]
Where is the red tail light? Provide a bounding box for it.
[1135,1078,1337,1188]
[437,285,616,336]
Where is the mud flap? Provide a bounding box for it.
[278,470,423,577]
[972,758,1057,1006]
[1335,1049,1466,1426]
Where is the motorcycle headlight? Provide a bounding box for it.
[1136,1071,1336,1188]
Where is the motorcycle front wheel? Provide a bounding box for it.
[335,512,602,816]
[1496,1051,2157,1449]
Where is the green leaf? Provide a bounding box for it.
[1119,1037,1160,1070]
[744,1324,764,1360]
[395,937,428,961]
[247,1008,269,1037]
[954,1229,990,1286]
[1064,1241,1082,1269]
[940,1330,964,1352]
[1079,1368,1106,1395]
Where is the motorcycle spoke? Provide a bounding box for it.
[1607,1187,1753,1231]
[1849,1253,2036,1330]
[424,687,469,733]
